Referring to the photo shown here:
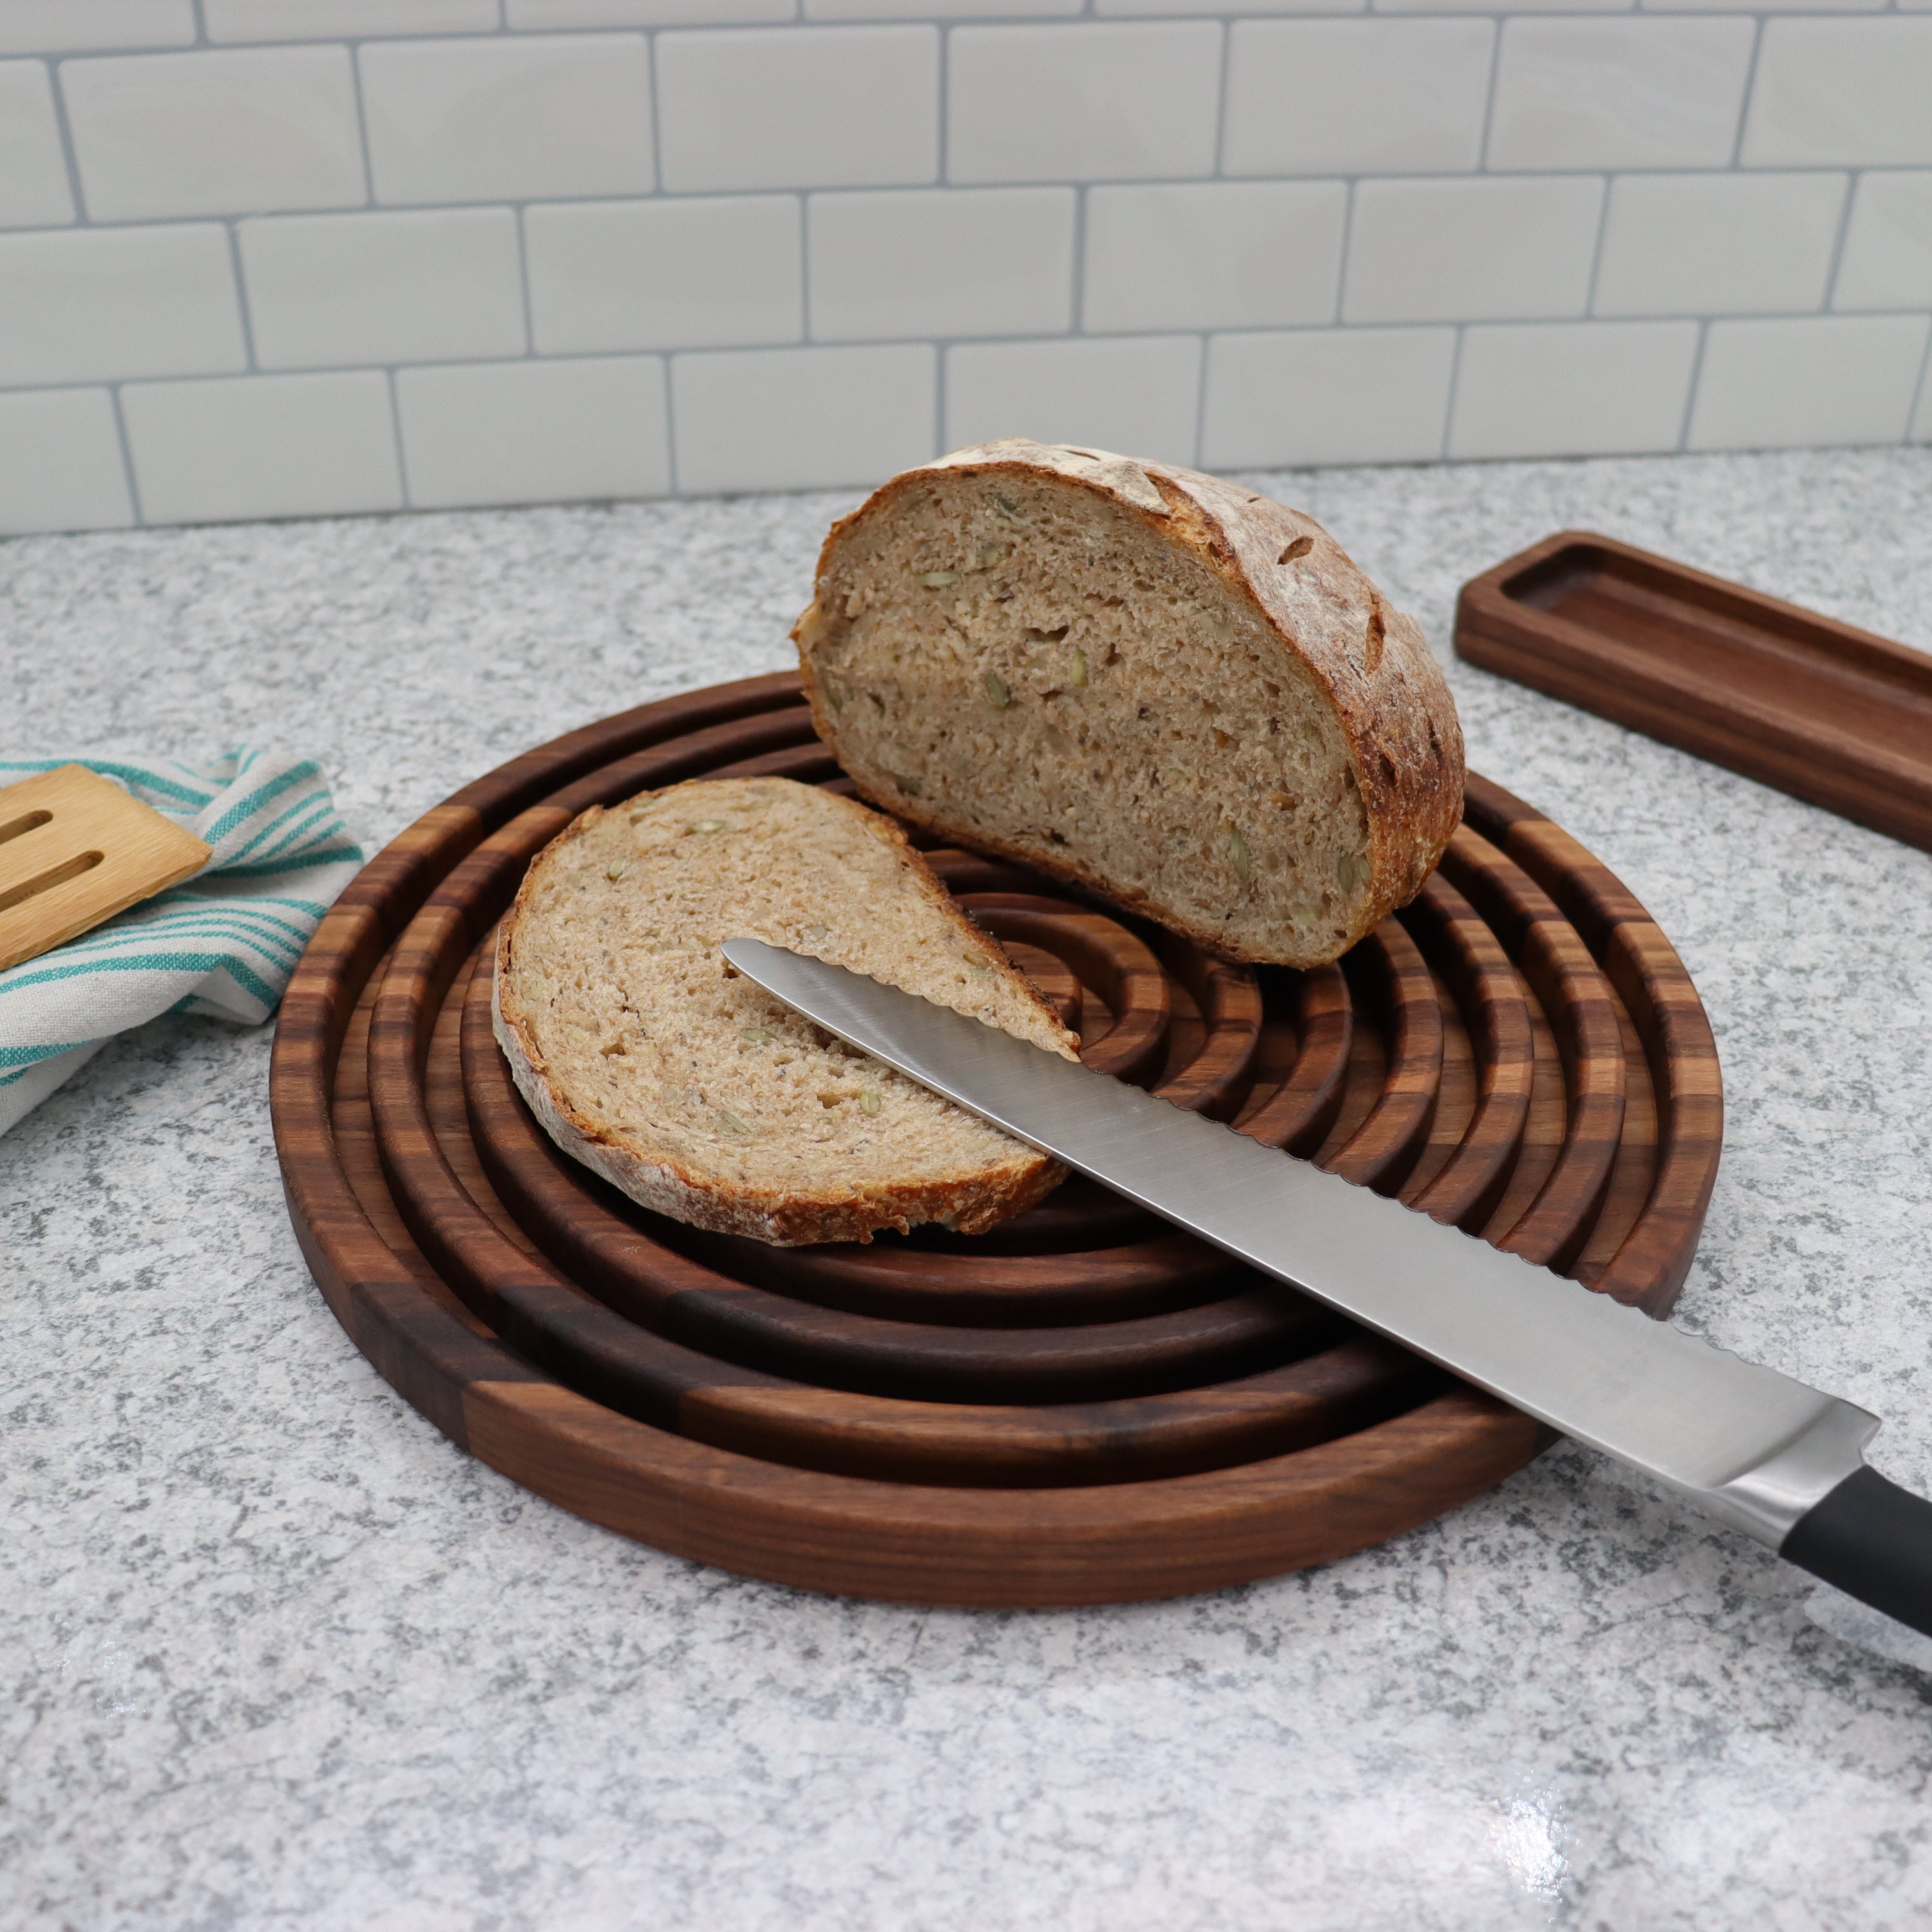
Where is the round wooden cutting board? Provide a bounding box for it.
[270,673,1721,1607]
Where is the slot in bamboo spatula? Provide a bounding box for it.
[0,765,211,973]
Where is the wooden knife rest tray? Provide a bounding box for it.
[1455,531,1932,855]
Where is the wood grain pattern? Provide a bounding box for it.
[1455,529,1932,854]
[0,762,211,971]
[270,672,1721,1605]
[1437,826,1626,1273]
[1398,871,1533,1231]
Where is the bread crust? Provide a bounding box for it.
[792,440,1465,967]
[492,781,1074,1247]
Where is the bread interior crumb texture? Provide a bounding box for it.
[496,776,1075,1242]
[804,467,1374,960]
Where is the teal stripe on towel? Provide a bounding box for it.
[0,746,362,1137]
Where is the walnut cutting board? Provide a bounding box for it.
[270,674,1721,1607]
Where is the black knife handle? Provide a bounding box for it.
[1781,1466,1932,1637]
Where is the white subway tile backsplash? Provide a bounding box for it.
[1377,0,1622,12]
[1645,0,1880,12]
[658,28,936,194]
[1688,314,1932,449]
[812,0,1074,16]
[0,3,194,55]
[1487,19,1755,172]
[944,334,1201,465]
[1222,22,1493,178]
[672,343,934,492]
[1103,0,1359,13]
[240,208,526,370]
[397,357,670,507]
[1449,319,1698,458]
[1083,183,1346,333]
[361,35,653,207]
[1835,175,1932,312]
[0,226,245,387]
[510,3,790,24]
[809,188,1073,342]
[1743,21,1932,169]
[1595,173,1846,317]
[0,389,133,536]
[949,23,1222,186]
[0,0,1921,529]
[204,0,499,39]
[121,370,403,523]
[61,47,366,222]
[527,197,801,355]
[510,3,790,21]
[1200,327,1454,467]
[0,64,75,229]
[1343,176,1604,324]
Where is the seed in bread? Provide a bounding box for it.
[493,775,1079,1247]
[792,439,1464,968]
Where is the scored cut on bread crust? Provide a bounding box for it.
[791,439,1465,969]
[493,775,1079,1247]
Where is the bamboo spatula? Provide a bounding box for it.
[0,765,212,974]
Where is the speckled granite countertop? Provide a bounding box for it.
[4,450,1931,1932]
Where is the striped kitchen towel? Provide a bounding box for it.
[0,746,362,1137]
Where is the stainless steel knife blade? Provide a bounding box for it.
[721,937,1883,1559]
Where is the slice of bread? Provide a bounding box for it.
[493,775,1079,1247]
[791,439,1464,969]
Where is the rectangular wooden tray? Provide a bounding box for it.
[1455,531,1932,854]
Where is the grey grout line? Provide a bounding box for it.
[345,41,377,209]
[1729,15,1764,170]
[30,8,1894,64]
[1904,315,1932,444]
[385,367,414,509]
[223,221,260,372]
[933,337,947,459]
[646,28,667,196]
[662,349,682,495]
[1190,330,1209,467]
[17,159,1871,254]
[1211,14,1232,180]
[1821,168,1861,313]
[1439,321,1467,460]
[1333,178,1356,325]
[1068,182,1090,336]
[4,307,1929,402]
[2,157,1893,240]
[799,193,815,344]
[1674,314,1711,451]
[936,20,951,186]
[513,205,538,357]
[43,56,91,226]
[106,383,146,528]
[1579,173,1610,318]
[1475,13,1504,175]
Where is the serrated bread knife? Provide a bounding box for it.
[723,937,1932,1637]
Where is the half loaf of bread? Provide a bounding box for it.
[792,439,1464,967]
[493,775,1079,1247]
